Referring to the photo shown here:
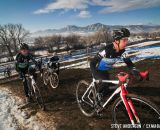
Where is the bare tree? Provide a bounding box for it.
[50,35,61,50]
[139,32,149,40]
[93,29,112,44]
[0,25,14,60]
[43,35,62,53]
[8,24,29,53]
[0,24,29,60]
[16,24,29,45]
[34,36,45,48]
[64,34,80,49]
[82,35,93,47]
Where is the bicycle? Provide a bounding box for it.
[4,66,11,78]
[76,70,160,129]
[43,61,59,89]
[26,65,45,110]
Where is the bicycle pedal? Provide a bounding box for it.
[77,99,82,103]
[96,112,103,117]
[95,104,103,112]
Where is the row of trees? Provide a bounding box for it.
[33,29,112,53]
[1,23,160,61]
[33,30,160,53]
[131,32,160,40]
[0,24,29,60]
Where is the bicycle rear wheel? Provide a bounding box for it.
[112,94,160,130]
[33,84,45,110]
[50,72,59,88]
[76,80,97,117]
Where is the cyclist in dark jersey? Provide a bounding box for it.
[90,28,139,97]
[48,52,60,74]
[15,43,38,103]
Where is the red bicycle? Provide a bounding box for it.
[76,70,160,129]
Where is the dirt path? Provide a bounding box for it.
[0,59,160,130]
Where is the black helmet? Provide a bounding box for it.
[20,43,29,50]
[113,28,130,40]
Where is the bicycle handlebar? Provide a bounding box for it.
[117,70,149,83]
[139,71,149,80]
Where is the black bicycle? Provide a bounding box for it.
[26,65,45,110]
[4,66,11,78]
[43,60,59,89]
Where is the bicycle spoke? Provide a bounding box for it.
[76,80,96,117]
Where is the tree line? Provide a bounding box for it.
[1,23,160,62]
[33,28,112,53]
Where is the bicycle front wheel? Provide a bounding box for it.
[33,84,45,111]
[76,80,96,117]
[112,94,160,130]
[43,71,49,86]
[50,72,59,88]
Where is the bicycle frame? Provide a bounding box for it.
[44,65,58,78]
[26,74,37,92]
[81,78,140,125]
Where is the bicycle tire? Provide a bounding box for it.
[50,72,59,88]
[33,84,45,111]
[112,94,160,130]
[43,71,49,86]
[76,80,96,117]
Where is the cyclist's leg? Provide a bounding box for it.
[90,56,101,79]
[20,71,29,98]
[97,71,110,97]
[90,57,110,99]
[90,57,110,93]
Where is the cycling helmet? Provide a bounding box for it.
[20,43,29,50]
[113,28,130,40]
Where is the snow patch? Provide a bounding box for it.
[128,40,160,48]
[0,88,46,130]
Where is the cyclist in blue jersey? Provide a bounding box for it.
[90,28,139,97]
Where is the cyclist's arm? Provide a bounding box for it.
[123,58,135,69]
[123,57,141,78]
[120,51,135,69]
[29,54,43,72]
[15,53,21,72]
[29,54,38,65]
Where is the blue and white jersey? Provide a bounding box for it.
[96,43,133,71]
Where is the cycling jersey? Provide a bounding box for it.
[50,55,59,62]
[90,43,135,96]
[96,43,134,71]
[15,52,37,72]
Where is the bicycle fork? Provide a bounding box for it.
[120,85,140,125]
